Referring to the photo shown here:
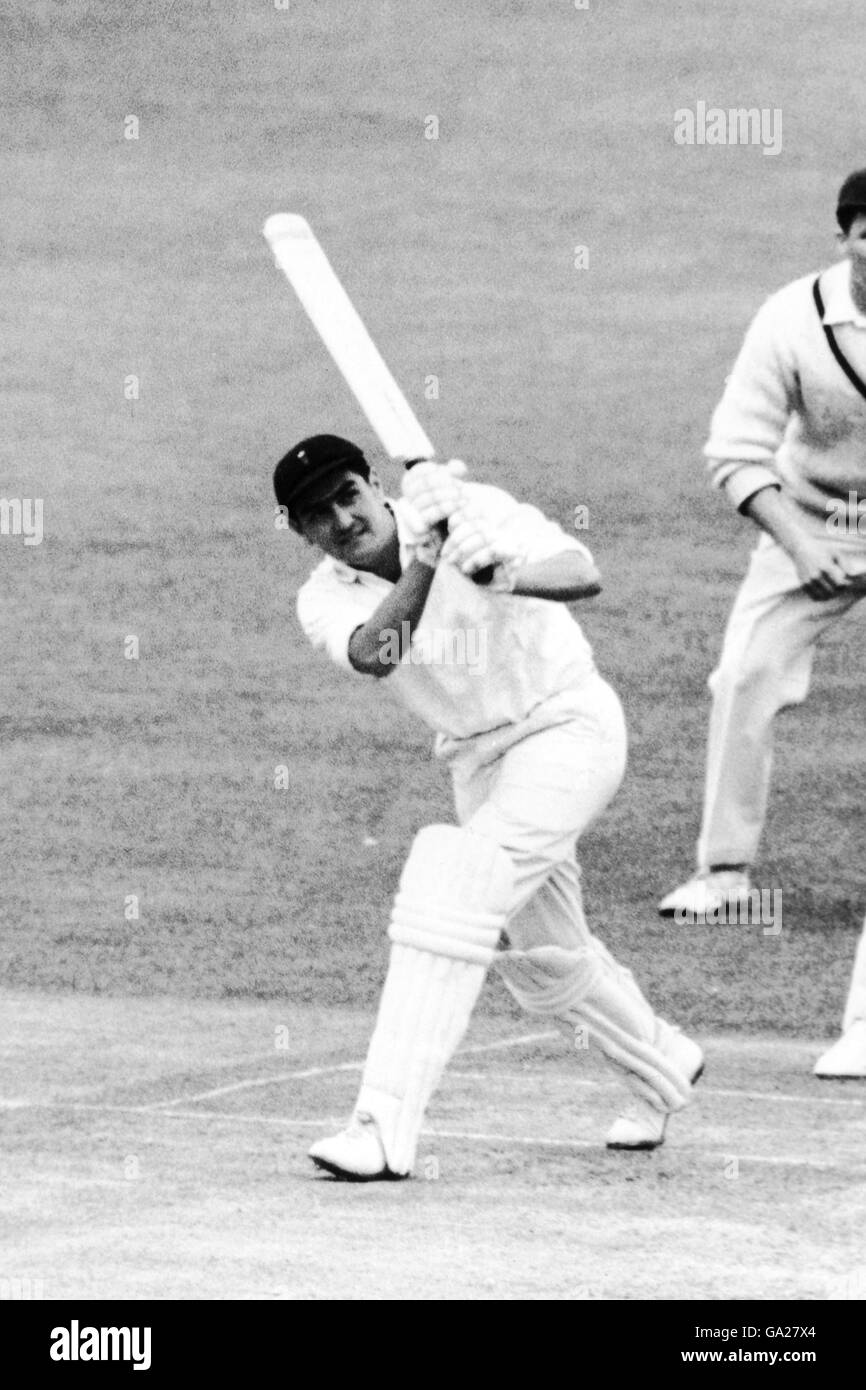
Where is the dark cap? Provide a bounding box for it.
[273,434,370,514]
[837,168,866,227]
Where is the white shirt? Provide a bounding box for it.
[704,258,866,524]
[296,482,597,748]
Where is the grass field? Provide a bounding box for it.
[3,0,866,1300]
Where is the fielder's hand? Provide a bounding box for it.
[788,535,858,601]
[440,505,526,591]
[401,458,468,528]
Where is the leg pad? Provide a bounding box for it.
[494,941,693,1112]
[356,826,514,1173]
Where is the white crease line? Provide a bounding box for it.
[449,1070,602,1086]
[83,1106,866,1173]
[145,1031,558,1110]
[28,1176,142,1188]
[701,1084,865,1109]
[456,1031,557,1055]
[0,1099,154,1114]
[9,1080,865,1117]
[5,1100,864,1173]
[447,1072,866,1109]
[146,1061,365,1109]
[160,1110,344,1126]
[423,1128,865,1173]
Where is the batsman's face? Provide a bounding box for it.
[295,468,396,570]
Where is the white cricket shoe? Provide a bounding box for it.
[813,1020,866,1079]
[606,1028,704,1151]
[658,869,751,919]
[605,1100,668,1150]
[308,1110,405,1182]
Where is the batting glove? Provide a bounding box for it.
[400,498,446,570]
[440,507,526,591]
[401,458,468,528]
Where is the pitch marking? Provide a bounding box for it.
[146,1030,558,1109]
[448,1071,866,1108]
[97,1105,866,1174]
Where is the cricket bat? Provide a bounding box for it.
[262,213,493,583]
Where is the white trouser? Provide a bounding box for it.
[450,678,694,1109]
[696,530,866,1028]
[698,532,866,869]
[450,675,627,955]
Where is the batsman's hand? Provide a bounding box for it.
[440,505,525,590]
[788,534,858,601]
[401,458,468,528]
[400,498,446,570]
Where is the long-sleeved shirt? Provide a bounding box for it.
[705,257,866,527]
[296,482,597,752]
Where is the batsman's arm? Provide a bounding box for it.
[440,487,600,600]
[348,554,439,676]
[510,549,601,602]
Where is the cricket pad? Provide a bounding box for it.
[354,824,514,1175]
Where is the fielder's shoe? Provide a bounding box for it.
[606,1028,704,1151]
[658,869,751,919]
[813,1020,866,1079]
[308,1110,405,1182]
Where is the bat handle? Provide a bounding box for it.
[403,457,494,586]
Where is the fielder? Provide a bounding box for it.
[660,168,866,1079]
[276,433,703,1180]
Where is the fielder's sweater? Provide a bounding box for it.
[705,257,866,525]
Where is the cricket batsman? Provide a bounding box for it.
[659,168,866,1079]
[275,434,703,1179]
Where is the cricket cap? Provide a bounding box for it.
[836,168,866,226]
[273,434,370,514]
